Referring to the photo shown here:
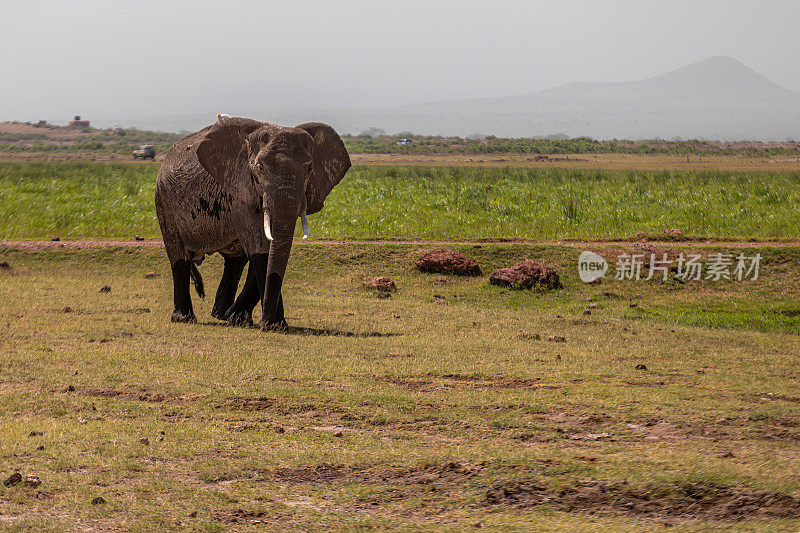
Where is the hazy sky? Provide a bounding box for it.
[2,0,799,125]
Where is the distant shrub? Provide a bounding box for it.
[73,140,104,151]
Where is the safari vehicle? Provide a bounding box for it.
[132,144,156,160]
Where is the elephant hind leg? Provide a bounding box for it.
[211,255,248,321]
[170,259,196,323]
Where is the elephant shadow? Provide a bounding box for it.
[197,321,399,338]
[284,325,399,338]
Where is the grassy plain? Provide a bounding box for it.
[1,155,800,531]
[1,243,799,531]
[2,162,800,242]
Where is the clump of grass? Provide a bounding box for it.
[561,197,581,223]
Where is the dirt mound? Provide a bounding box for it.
[366,276,396,292]
[416,249,481,276]
[483,480,800,520]
[489,260,561,290]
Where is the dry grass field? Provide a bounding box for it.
[1,243,799,531]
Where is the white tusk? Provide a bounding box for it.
[263,198,273,241]
[217,113,231,121]
[300,196,309,240]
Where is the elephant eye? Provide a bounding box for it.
[256,162,263,172]
[307,163,313,174]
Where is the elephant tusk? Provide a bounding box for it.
[263,195,273,241]
[300,196,309,240]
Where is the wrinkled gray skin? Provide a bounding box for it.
[154,117,350,330]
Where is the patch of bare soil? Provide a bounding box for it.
[759,428,800,442]
[378,374,560,392]
[228,396,339,418]
[2,239,800,250]
[212,508,271,524]
[755,393,800,404]
[213,501,359,526]
[636,229,689,242]
[482,480,800,521]
[547,412,613,426]
[547,413,706,442]
[265,461,483,486]
[267,463,360,484]
[357,351,414,359]
[82,387,201,403]
[619,379,666,388]
[631,420,685,441]
[229,396,281,411]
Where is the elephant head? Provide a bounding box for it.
[195,117,350,325]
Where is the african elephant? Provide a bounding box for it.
[154,116,351,330]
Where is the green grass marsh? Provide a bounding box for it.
[1,161,799,240]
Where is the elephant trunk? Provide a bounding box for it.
[262,190,298,326]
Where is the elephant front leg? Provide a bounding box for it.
[274,293,285,324]
[260,272,288,331]
[230,206,289,331]
[211,255,248,321]
[223,257,262,326]
[225,261,285,328]
[170,260,196,323]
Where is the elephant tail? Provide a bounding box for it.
[189,263,205,299]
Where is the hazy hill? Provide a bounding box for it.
[313,56,800,140]
[74,56,800,141]
[537,56,796,100]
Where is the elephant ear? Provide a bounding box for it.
[296,122,351,215]
[196,117,265,186]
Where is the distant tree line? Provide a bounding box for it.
[342,134,800,156]
[2,121,799,157]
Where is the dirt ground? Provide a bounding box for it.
[3,149,800,171]
[3,238,800,251]
[349,153,800,172]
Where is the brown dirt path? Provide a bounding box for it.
[2,239,800,250]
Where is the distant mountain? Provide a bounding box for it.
[305,56,799,140]
[100,56,800,140]
[538,56,797,100]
